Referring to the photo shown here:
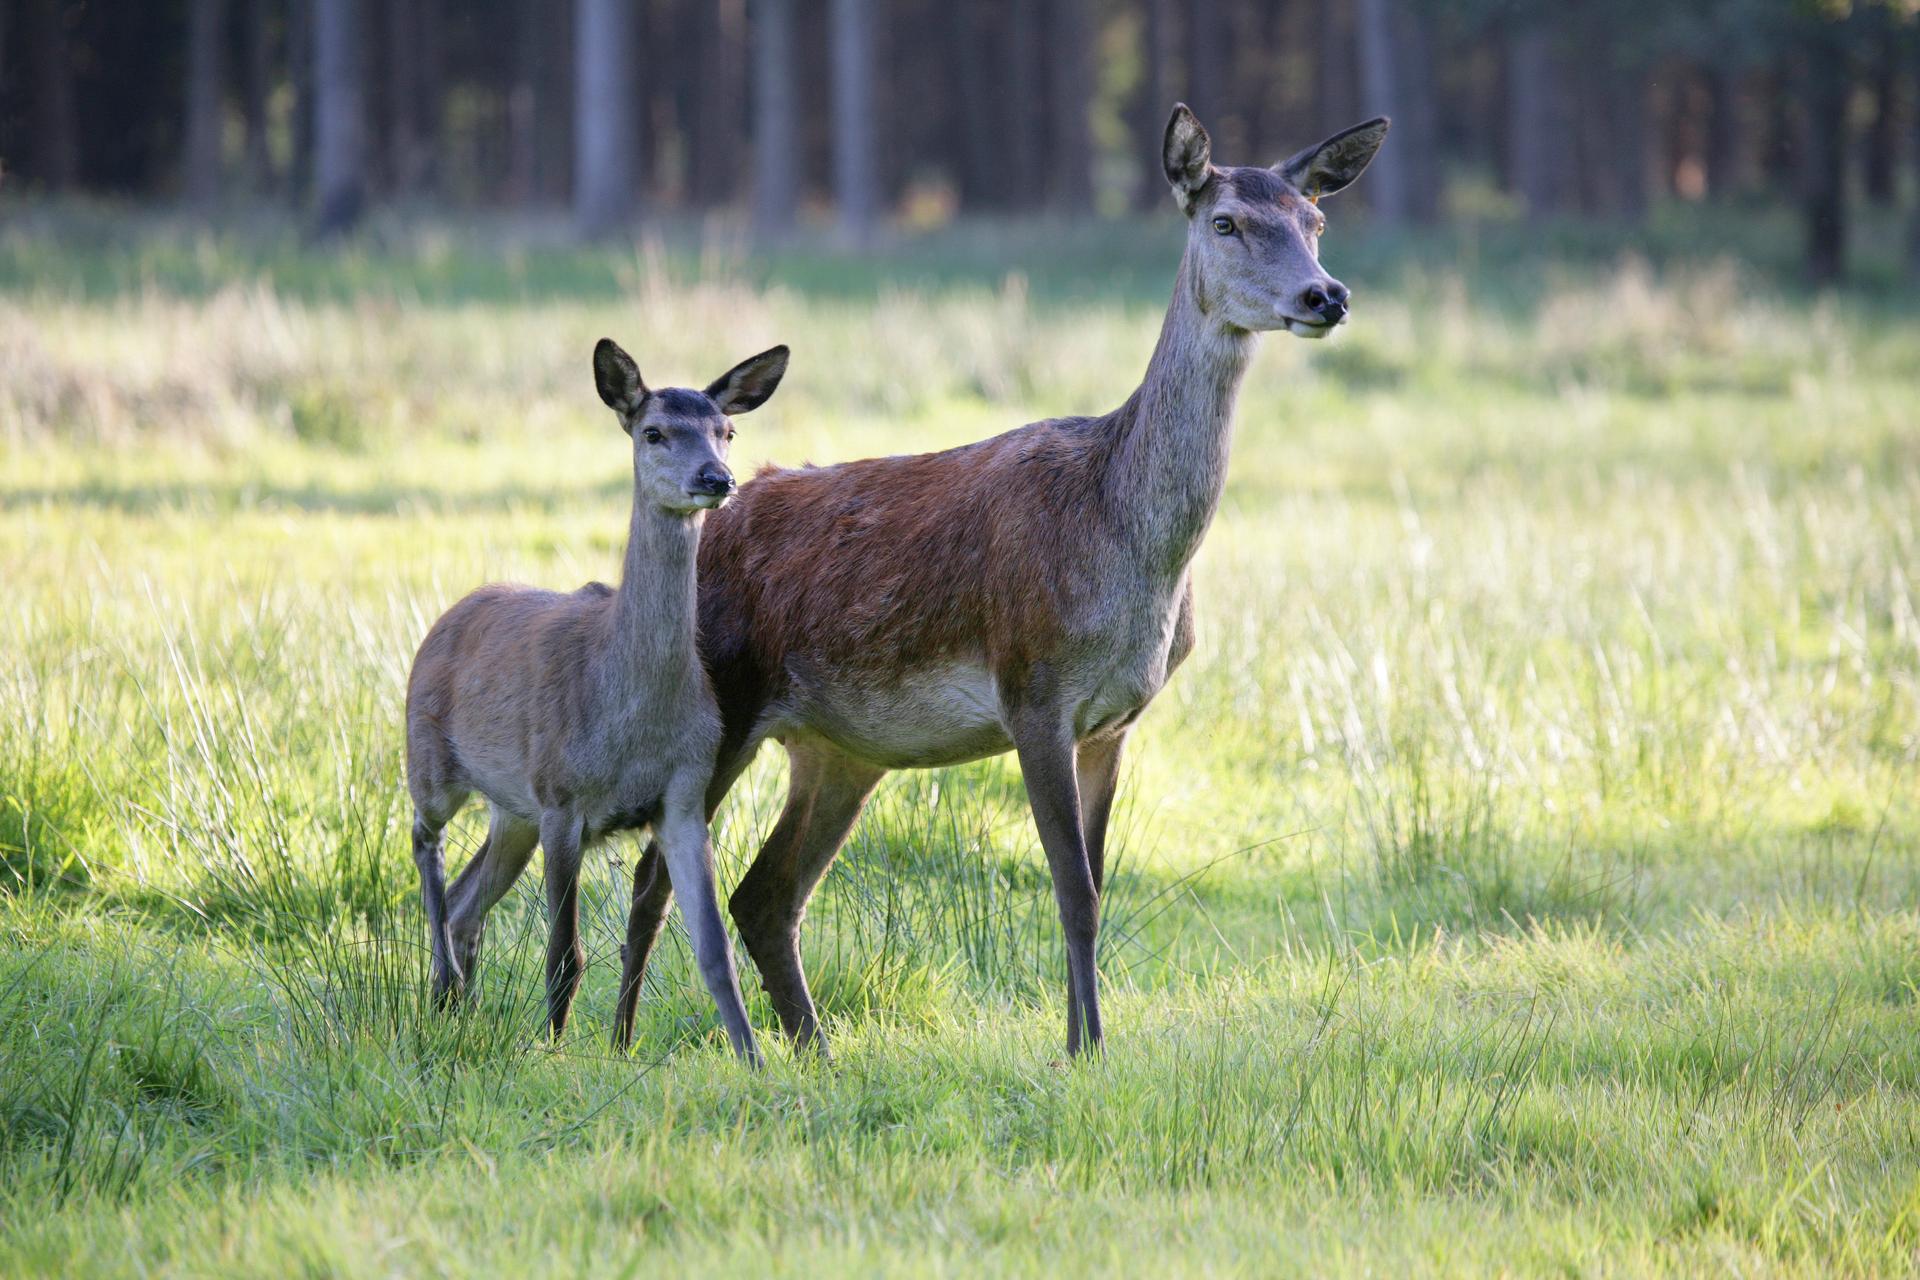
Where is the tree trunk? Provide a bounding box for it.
[1132,0,1175,209]
[1803,28,1850,284]
[574,0,635,237]
[1507,27,1577,218]
[390,0,428,199]
[1006,0,1042,210]
[1589,56,1649,221]
[415,0,443,198]
[1314,0,1357,142]
[752,0,798,235]
[1223,0,1269,156]
[637,0,669,204]
[1910,39,1920,277]
[25,0,78,190]
[1702,65,1741,199]
[289,0,313,199]
[1864,42,1898,206]
[536,1,571,202]
[1252,0,1296,155]
[1618,69,1651,220]
[830,0,877,242]
[184,0,227,204]
[1398,5,1440,221]
[1357,0,1441,223]
[949,0,995,209]
[1185,0,1224,126]
[312,0,365,234]
[1354,0,1405,223]
[1049,0,1094,212]
[507,0,539,203]
[240,0,275,192]
[1760,64,1799,198]
[691,0,744,208]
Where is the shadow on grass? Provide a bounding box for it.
[0,475,630,519]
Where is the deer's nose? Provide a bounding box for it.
[1303,280,1349,323]
[692,463,735,496]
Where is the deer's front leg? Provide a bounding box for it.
[657,774,762,1065]
[1010,705,1103,1057]
[1075,730,1128,895]
[615,743,761,1053]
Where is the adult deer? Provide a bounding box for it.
[613,105,1388,1058]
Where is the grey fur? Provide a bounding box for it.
[1276,116,1392,199]
[404,338,788,1064]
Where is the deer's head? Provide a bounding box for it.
[593,339,790,513]
[1163,105,1389,339]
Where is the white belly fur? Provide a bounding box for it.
[777,642,1172,769]
[786,660,1014,769]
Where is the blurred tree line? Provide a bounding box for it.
[0,0,1915,278]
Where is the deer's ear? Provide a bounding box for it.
[1277,117,1390,200]
[1163,103,1213,213]
[593,338,647,415]
[705,345,789,416]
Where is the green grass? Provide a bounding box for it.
[1,206,1917,1276]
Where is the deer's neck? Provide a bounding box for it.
[1105,250,1257,575]
[604,497,702,701]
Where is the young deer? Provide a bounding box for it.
[612,105,1388,1059]
[406,338,789,1064]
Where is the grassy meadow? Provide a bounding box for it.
[1,204,1918,1276]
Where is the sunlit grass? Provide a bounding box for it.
[1,216,1916,1276]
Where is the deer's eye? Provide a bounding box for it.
[642,427,664,445]
[725,429,736,443]
[1211,216,1235,236]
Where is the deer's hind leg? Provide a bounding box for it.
[411,801,466,1007]
[729,738,885,1056]
[444,807,540,996]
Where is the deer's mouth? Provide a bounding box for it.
[1279,315,1338,339]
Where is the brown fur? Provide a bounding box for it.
[703,421,1109,703]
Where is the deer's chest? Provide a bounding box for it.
[551,694,717,837]
[1065,587,1191,739]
